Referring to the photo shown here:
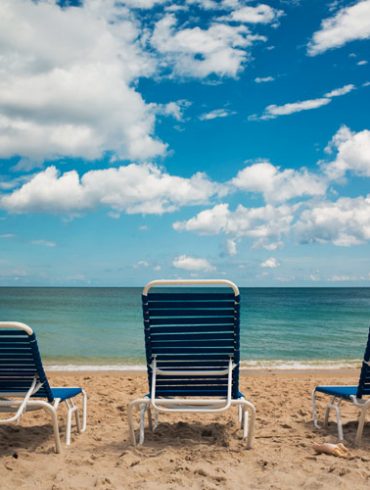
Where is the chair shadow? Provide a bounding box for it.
[108,420,238,453]
[304,418,370,449]
[0,422,61,456]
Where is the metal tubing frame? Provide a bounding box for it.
[128,396,255,449]
[142,279,240,297]
[0,389,87,453]
[312,387,370,444]
[0,322,87,453]
[130,279,255,447]
[129,357,255,448]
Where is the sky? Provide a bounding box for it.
[0,0,369,287]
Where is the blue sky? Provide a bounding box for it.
[0,0,369,286]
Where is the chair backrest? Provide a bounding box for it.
[142,280,241,398]
[357,326,370,398]
[0,322,53,402]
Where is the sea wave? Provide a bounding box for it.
[45,359,361,372]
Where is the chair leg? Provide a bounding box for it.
[128,399,149,446]
[128,400,137,445]
[240,398,256,449]
[139,402,147,445]
[311,389,321,429]
[324,398,335,428]
[333,401,343,441]
[355,407,367,446]
[238,404,243,427]
[65,400,74,445]
[42,403,62,454]
[80,389,87,433]
[147,405,153,432]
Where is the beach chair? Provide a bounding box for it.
[128,279,256,448]
[0,321,87,453]
[312,327,370,444]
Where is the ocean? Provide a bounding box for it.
[0,287,369,370]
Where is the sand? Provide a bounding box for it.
[1,369,370,490]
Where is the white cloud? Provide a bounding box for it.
[231,161,326,203]
[254,76,274,83]
[154,100,190,121]
[260,257,280,268]
[295,195,370,246]
[323,126,370,179]
[0,164,224,215]
[223,4,283,24]
[31,240,56,247]
[0,233,15,239]
[133,260,149,268]
[251,83,355,120]
[199,108,236,120]
[172,255,215,271]
[324,84,355,97]
[357,60,368,65]
[150,14,265,78]
[173,202,295,249]
[308,0,370,56]
[121,0,167,8]
[258,97,331,119]
[0,0,168,163]
[226,238,237,256]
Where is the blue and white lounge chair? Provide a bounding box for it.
[312,327,370,444]
[128,280,256,448]
[0,322,87,453]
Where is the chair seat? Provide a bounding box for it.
[315,385,358,399]
[50,387,82,401]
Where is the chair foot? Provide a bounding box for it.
[128,398,150,446]
[239,398,255,449]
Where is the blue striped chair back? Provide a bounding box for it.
[142,284,240,398]
[357,327,370,398]
[0,327,53,401]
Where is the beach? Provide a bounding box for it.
[1,369,370,490]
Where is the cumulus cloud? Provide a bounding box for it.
[323,126,370,179]
[0,164,224,215]
[0,0,167,163]
[260,257,280,268]
[226,238,237,256]
[199,108,236,121]
[295,195,370,246]
[150,14,265,78]
[121,0,167,8]
[231,161,327,203]
[172,255,215,271]
[308,0,370,56]
[222,4,283,24]
[173,202,295,249]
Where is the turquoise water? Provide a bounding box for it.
[0,287,369,367]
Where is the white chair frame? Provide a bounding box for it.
[312,383,370,445]
[0,321,87,453]
[129,279,256,449]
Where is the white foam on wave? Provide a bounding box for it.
[239,359,360,370]
[46,359,361,372]
[46,364,146,372]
